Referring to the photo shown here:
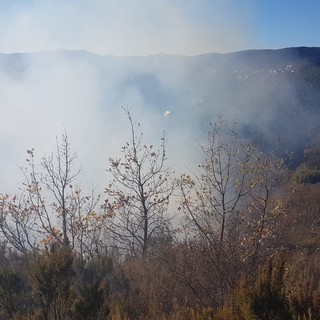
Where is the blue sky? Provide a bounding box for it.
[0,0,318,55]
[254,1,320,49]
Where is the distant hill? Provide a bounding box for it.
[1,47,320,168]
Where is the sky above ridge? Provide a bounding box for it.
[0,0,319,55]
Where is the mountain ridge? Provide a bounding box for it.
[1,46,320,60]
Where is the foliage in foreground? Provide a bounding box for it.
[0,111,320,319]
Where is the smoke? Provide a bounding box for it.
[0,51,196,194]
[0,0,254,56]
[1,49,318,196]
[0,2,318,195]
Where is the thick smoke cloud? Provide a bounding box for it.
[1,49,319,195]
[0,52,203,194]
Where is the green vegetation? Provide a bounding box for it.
[0,111,320,319]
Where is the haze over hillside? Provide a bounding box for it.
[1,47,320,193]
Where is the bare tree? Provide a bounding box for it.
[178,117,256,247]
[0,133,104,259]
[104,109,173,258]
[242,146,288,269]
[175,118,290,308]
[40,134,80,246]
